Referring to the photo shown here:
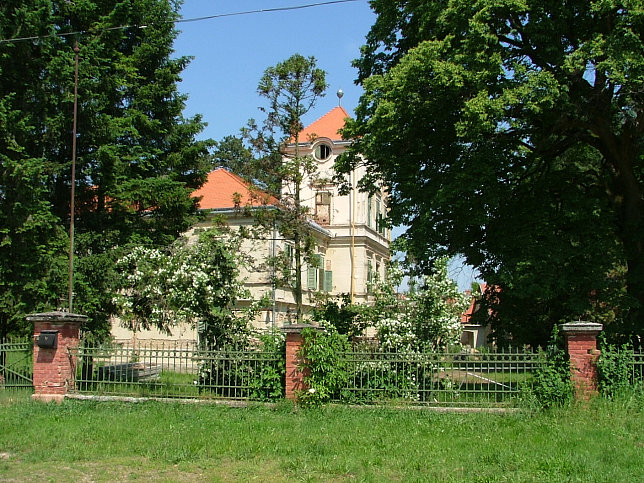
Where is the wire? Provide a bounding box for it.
[0,0,362,45]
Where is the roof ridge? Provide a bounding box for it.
[306,106,350,129]
[295,106,351,142]
[215,167,250,187]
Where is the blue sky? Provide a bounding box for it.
[173,0,375,142]
[172,1,482,291]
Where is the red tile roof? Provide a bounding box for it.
[296,106,351,142]
[461,283,488,324]
[194,108,350,209]
[191,168,277,210]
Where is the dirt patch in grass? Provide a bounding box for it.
[0,457,303,482]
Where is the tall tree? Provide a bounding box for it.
[0,0,69,339]
[249,54,327,323]
[0,0,212,338]
[337,0,644,345]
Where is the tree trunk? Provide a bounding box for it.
[603,139,644,339]
[294,230,303,324]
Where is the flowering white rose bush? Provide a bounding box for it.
[375,317,416,352]
[165,230,254,348]
[405,258,469,351]
[300,259,469,405]
[369,258,468,352]
[112,246,171,334]
[113,229,255,348]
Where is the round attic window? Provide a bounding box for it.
[314,143,332,161]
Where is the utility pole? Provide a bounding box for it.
[68,43,79,312]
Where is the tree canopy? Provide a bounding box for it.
[211,134,282,196]
[236,54,328,324]
[337,0,644,345]
[0,0,212,338]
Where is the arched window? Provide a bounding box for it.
[314,143,332,161]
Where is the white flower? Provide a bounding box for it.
[308,388,316,394]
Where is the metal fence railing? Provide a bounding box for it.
[631,350,644,383]
[70,340,285,401]
[70,340,543,406]
[334,348,543,407]
[5,329,644,405]
[0,337,33,391]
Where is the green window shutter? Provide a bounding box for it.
[308,266,317,289]
[308,254,324,290]
[367,196,373,228]
[324,270,333,292]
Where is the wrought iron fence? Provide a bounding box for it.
[631,350,644,383]
[334,348,544,407]
[0,337,33,391]
[71,339,285,401]
[71,340,542,406]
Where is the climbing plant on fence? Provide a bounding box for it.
[297,328,543,407]
[196,332,285,401]
[526,326,574,409]
[297,328,351,407]
[596,336,644,399]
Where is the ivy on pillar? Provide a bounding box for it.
[560,321,603,399]
[281,323,320,402]
[28,311,87,403]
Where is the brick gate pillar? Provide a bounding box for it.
[561,321,603,399]
[281,324,319,402]
[28,311,87,403]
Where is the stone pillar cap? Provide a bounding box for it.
[26,311,88,324]
[560,321,603,333]
[280,323,324,334]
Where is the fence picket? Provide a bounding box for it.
[0,337,34,391]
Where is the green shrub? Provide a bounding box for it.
[248,332,286,401]
[311,293,367,338]
[596,336,638,399]
[297,328,351,407]
[524,326,573,409]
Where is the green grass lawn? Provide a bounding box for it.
[0,391,643,482]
